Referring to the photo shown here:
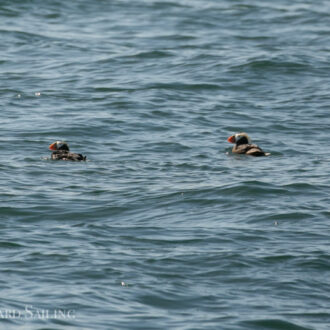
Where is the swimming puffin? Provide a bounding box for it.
[227,132,269,156]
[49,141,86,161]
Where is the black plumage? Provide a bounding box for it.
[49,141,86,161]
[227,133,269,157]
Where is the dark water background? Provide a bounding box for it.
[1,0,330,329]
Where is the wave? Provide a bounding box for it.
[242,319,312,330]
[229,58,311,74]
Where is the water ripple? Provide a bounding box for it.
[2,0,330,329]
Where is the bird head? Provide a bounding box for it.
[227,132,252,145]
[49,141,70,151]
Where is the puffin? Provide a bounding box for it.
[227,132,269,156]
[49,141,86,161]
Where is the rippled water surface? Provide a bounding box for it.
[1,0,330,329]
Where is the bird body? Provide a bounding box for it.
[227,133,269,156]
[49,141,86,161]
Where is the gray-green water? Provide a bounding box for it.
[1,0,330,329]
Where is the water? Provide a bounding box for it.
[1,0,330,329]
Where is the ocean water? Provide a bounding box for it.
[1,0,330,329]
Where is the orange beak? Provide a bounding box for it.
[49,142,57,151]
[227,135,236,143]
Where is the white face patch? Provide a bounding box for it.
[235,133,251,144]
[56,141,68,150]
